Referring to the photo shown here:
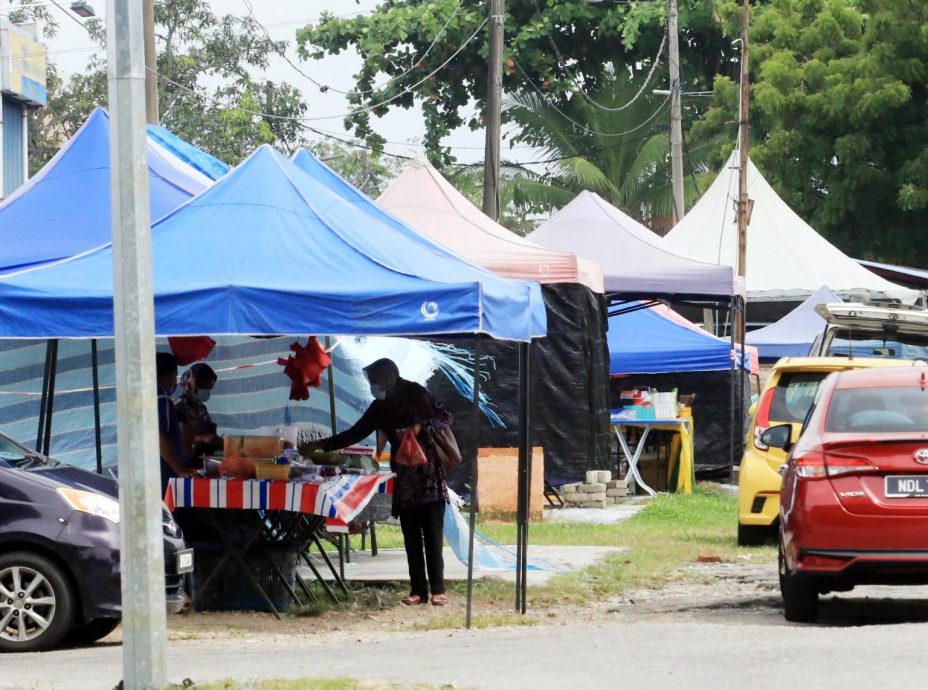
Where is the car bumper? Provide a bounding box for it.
[57,512,190,620]
[738,453,782,527]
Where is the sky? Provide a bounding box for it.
[28,0,526,165]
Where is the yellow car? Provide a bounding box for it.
[737,356,923,545]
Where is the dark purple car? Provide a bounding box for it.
[0,431,192,652]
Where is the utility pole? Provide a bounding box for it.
[359,149,370,196]
[736,0,750,346]
[481,0,504,221]
[107,0,165,687]
[668,0,684,225]
[143,0,159,124]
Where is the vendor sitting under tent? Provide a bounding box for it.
[175,362,223,460]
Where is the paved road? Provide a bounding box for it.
[6,591,928,690]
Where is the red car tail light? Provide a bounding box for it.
[794,451,879,478]
[794,452,827,478]
[753,388,776,451]
[825,455,879,477]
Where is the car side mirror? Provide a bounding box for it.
[761,424,793,452]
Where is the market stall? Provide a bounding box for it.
[0,145,544,621]
[369,158,611,496]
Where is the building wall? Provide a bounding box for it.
[2,95,25,198]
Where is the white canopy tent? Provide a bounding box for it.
[527,190,739,301]
[665,152,918,303]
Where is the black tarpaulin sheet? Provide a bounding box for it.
[429,284,612,488]
[609,370,751,471]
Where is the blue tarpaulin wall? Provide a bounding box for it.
[609,304,743,374]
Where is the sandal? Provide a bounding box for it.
[402,594,425,606]
[431,593,449,606]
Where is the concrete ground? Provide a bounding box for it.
[305,544,624,586]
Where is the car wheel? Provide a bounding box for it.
[66,618,120,646]
[779,541,819,623]
[737,522,770,546]
[0,551,75,652]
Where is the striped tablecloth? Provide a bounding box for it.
[165,472,394,526]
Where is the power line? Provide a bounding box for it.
[243,0,467,98]
[529,0,668,114]
[512,56,669,138]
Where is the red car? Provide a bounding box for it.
[773,366,928,622]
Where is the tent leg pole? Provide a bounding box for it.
[519,341,532,614]
[36,340,53,453]
[324,336,337,435]
[465,342,481,630]
[92,340,104,475]
[43,340,59,457]
[729,302,736,480]
[515,344,525,612]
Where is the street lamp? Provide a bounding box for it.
[69,1,95,17]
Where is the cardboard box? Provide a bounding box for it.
[477,447,544,520]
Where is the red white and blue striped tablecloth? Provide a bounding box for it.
[164,472,394,525]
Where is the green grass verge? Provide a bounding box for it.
[295,485,773,618]
[173,680,453,690]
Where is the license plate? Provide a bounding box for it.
[175,549,194,574]
[885,476,928,497]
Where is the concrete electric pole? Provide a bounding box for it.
[481,0,504,221]
[106,0,166,687]
[668,0,685,225]
[143,0,159,124]
[736,0,750,346]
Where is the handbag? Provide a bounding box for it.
[431,425,462,474]
[394,427,428,468]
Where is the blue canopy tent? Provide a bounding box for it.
[746,286,841,361]
[609,304,749,375]
[0,144,543,623]
[0,146,541,341]
[0,108,213,274]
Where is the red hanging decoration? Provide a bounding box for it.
[278,336,332,401]
[168,336,217,366]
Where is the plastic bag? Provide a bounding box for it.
[394,428,428,468]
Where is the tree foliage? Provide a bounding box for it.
[296,0,735,163]
[28,0,307,172]
[697,0,928,264]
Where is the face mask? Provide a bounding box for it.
[369,384,386,401]
[195,389,212,403]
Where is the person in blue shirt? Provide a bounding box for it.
[157,352,194,495]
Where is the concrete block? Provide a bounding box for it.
[584,491,606,502]
[580,500,607,509]
[564,492,586,504]
[607,479,628,489]
[580,483,607,493]
[561,483,580,494]
[606,488,628,498]
[596,470,612,484]
[585,470,599,484]
[605,497,617,505]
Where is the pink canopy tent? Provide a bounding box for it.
[377,162,604,293]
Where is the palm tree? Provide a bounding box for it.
[503,69,710,224]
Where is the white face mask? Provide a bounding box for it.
[369,384,386,401]
[195,388,212,403]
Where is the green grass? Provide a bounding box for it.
[173,680,454,690]
[297,485,774,620]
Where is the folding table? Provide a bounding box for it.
[165,472,394,617]
[611,416,694,496]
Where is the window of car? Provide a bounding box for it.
[0,434,30,467]
[769,372,828,423]
[826,386,928,432]
[826,329,928,360]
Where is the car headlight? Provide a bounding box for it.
[57,488,120,524]
[162,507,179,537]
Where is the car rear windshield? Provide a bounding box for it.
[769,372,828,423]
[826,386,928,432]
[826,329,928,360]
